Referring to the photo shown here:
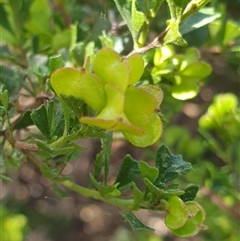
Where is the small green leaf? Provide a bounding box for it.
[139,161,159,183]
[132,0,145,42]
[155,144,192,184]
[180,185,199,202]
[166,0,190,21]
[40,163,70,182]
[115,155,141,192]
[13,110,34,129]
[49,55,65,73]
[144,178,184,200]
[36,139,84,156]
[120,212,154,231]
[90,174,121,197]
[31,104,50,141]
[0,88,9,111]
[0,174,13,182]
[164,21,187,46]
[52,183,70,199]
[93,132,112,183]
[131,182,144,210]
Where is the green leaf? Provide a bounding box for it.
[0,3,13,34]
[90,174,121,197]
[40,163,70,182]
[13,110,34,129]
[166,0,190,21]
[115,155,141,192]
[139,161,159,183]
[181,62,212,78]
[93,132,112,183]
[113,0,145,46]
[60,95,84,118]
[120,212,154,231]
[131,182,144,210]
[0,174,13,182]
[155,144,192,184]
[144,178,185,200]
[49,55,65,73]
[180,7,221,35]
[52,183,70,199]
[180,185,199,202]
[36,139,84,156]
[171,80,199,100]
[164,21,187,46]
[0,87,9,111]
[50,103,65,138]
[131,0,145,41]
[0,65,26,100]
[31,104,51,141]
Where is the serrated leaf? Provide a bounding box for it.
[120,212,154,231]
[144,178,184,200]
[115,155,141,192]
[31,104,51,141]
[180,185,200,202]
[13,110,34,129]
[90,174,121,197]
[50,102,65,138]
[155,144,192,184]
[139,161,159,183]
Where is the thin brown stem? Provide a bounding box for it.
[127,27,169,57]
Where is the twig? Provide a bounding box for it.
[15,141,39,152]
[127,27,169,57]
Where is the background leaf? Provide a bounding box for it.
[120,212,154,231]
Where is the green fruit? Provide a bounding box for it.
[171,202,206,237]
[123,86,163,147]
[81,84,143,135]
[93,48,129,91]
[138,85,164,106]
[164,196,188,230]
[124,53,144,85]
[50,68,106,112]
